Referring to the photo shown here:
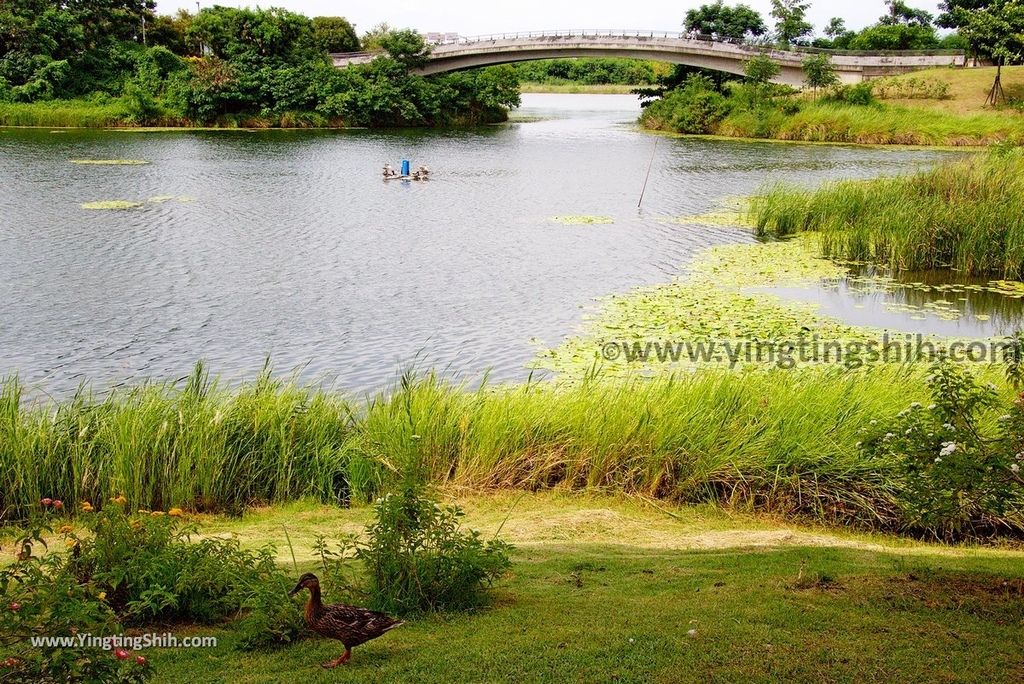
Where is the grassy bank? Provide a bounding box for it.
[750,150,1024,276]
[715,100,1020,146]
[520,83,642,94]
[134,493,1024,683]
[875,65,1024,115]
[0,99,138,128]
[641,67,1024,146]
[0,98,353,129]
[1,363,939,530]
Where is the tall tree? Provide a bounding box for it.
[823,17,847,38]
[683,1,768,40]
[770,0,813,45]
[801,53,839,96]
[310,16,359,54]
[954,0,1024,104]
[880,0,935,27]
[937,0,988,29]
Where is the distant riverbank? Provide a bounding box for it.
[640,67,1024,147]
[520,82,642,94]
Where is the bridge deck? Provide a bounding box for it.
[332,31,967,86]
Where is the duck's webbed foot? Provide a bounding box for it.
[321,649,351,668]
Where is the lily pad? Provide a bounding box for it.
[550,215,613,225]
[71,159,150,166]
[81,200,144,210]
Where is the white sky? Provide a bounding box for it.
[153,1,948,37]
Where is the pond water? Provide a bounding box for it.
[0,94,992,395]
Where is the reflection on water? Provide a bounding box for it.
[0,94,967,395]
[757,264,1024,338]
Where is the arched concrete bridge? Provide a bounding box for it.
[332,30,967,87]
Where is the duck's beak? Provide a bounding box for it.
[288,581,304,597]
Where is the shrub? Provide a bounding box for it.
[873,76,951,101]
[861,360,1024,540]
[62,501,299,629]
[824,82,876,106]
[639,74,730,134]
[325,481,512,616]
[0,509,153,682]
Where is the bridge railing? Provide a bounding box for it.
[427,29,964,57]
[331,29,965,62]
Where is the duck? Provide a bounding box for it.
[288,573,404,668]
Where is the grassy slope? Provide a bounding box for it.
[145,492,1024,683]
[880,65,1024,115]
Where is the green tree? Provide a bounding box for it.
[770,0,813,45]
[880,0,935,26]
[801,53,839,96]
[824,17,847,37]
[743,53,782,107]
[954,0,1024,104]
[744,53,782,83]
[937,0,988,29]
[361,23,393,52]
[683,1,768,40]
[848,24,940,50]
[310,16,359,54]
[379,29,430,68]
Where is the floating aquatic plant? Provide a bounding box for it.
[71,159,150,165]
[550,215,613,225]
[533,236,1017,379]
[81,200,144,210]
[657,210,751,227]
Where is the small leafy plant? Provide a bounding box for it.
[861,361,1024,540]
[318,481,513,616]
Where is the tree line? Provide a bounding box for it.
[0,4,520,126]
[682,0,1021,55]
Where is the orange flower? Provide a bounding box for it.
[80,502,94,512]
[58,525,74,534]
[150,511,166,517]
[167,508,184,517]
[112,495,127,505]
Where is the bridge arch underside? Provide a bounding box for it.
[416,48,821,87]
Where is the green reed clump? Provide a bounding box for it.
[1,364,963,530]
[750,151,1024,277]
[0,363,357,520]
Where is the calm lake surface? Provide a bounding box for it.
[0,94,992,395]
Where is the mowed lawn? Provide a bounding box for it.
[146,493,1024,684]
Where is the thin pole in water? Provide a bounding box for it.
[637,138,658,208]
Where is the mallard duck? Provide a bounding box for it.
[288,573,404,668]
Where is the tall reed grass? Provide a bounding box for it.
[0,100,132,127]
[0,364,941,529]
[750,151,1024,277]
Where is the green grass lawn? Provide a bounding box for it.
[141,493,1024,683]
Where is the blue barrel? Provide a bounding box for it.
[401,160,410,176]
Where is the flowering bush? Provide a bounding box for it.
[861,362,1024,539]
[62,499,298,628]
[0,505,151,682]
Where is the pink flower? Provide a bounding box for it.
[8,602,21,612]
[114,649,131,661]
[40,498,52,507]
[135,655,147,666]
